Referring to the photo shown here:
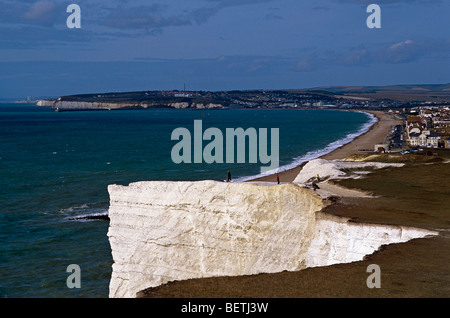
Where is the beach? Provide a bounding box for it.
[250,110,401,183]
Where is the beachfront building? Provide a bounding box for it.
[425,131,441,148]
[408,132,420,146]
[405,107,450,148]
[374,144,390,153]
[407,115,428,130]
[408,130,441,148]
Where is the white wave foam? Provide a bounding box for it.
[59,204,89,213]
[69,210,109,221]
[235,111,377,182]
[60,203,109,221]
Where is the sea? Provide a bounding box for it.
[0,104,376,298]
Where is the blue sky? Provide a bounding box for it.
[1,0,449,99]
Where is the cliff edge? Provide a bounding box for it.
[107,180,436,298]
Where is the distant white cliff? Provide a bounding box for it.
[36,100,55,107]
[36,100,223,110]
[107,180,437,298]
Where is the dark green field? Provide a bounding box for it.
[329,154,450,230]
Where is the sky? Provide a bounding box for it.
[0,0,449,99]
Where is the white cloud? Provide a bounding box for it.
[23,1,57,23]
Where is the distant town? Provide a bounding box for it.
[364,106,449,156]
[403,106,450,150]
[33,83,450,112]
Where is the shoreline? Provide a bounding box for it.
[247,109,401,183]
[137,110,450,298]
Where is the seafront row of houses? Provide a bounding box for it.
[404,106,450,149]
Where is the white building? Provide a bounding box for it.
[408,130,441,148]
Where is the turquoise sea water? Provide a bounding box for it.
[0,104,374,297]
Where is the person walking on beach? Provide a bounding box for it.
[277,174,280,184]
[227,170,232,182]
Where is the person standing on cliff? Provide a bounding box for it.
[227,170,232,182]
[277,174,280,184]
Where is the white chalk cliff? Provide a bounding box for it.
[293,158,404,184]
[36,100,224,110]
[107,179,437,298]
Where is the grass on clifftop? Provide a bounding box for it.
[329,151,450,230]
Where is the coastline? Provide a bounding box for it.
[248,109,400,183]
[138,110,450,298]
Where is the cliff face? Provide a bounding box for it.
[36,100,224,110]
[305,212,436,268]
[107,180,437,298]
[56,101,140,110]
[107,181,324,298]
[36,100,55,107]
